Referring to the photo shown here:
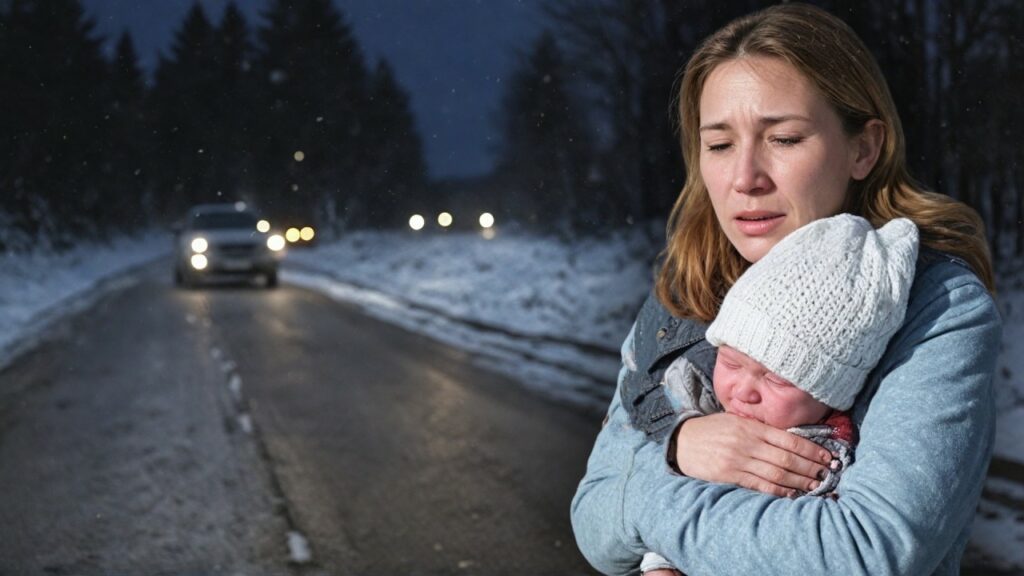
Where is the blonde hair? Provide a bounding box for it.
[657,3,994,322]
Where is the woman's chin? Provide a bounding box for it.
[732,238,778,263]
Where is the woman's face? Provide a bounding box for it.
[698,57,864,263]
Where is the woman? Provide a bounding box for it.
[570,4,1001,575]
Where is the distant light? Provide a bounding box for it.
[291,184,299,192]
[190,254,208,270]
[482,228,497,240]
[267,234,286,252]
[479,212,495,229]
[300,227,315,241]
[293,151,305,162]
[409,214,425,231]
[234,201,246,211]
[191,237,208,253]
[285,228,301,243]
[257,219,271,233]
[438,212,453,227]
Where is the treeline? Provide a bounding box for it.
[495,0,1024,256]
[2,0,1022,257]
[0,0,427,250]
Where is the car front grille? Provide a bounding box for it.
[214,243,259,258]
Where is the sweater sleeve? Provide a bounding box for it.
[622,266,1001,576]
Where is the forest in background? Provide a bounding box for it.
[1,0,1022,261]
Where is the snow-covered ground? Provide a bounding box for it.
[0,232,170,370]
[1,227,1022,569]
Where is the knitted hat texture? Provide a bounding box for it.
[705,214,919,410]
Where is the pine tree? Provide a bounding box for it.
[208,1,256,207]
[363,60,428,227]
[254,0,371,230]
[0,0,110,244]
[103,30,148,232]
[497,32,591,234]
[151,2,219,216]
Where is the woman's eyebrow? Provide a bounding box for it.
[699,121,730,132]
[699,114,812,132]
[760,114,812,126]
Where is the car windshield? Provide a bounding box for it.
[190,211,258,230]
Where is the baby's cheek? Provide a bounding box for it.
[711,363,729,398]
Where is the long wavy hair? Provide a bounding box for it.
[657,3,994,322]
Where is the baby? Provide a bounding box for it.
[642,213,919,575]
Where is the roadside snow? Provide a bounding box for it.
[286,229,656,348]
[0,233,169,372]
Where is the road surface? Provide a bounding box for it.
[0,265,601,574]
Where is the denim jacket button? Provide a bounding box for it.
[656,327,667,340]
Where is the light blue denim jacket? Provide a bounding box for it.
[570,254,1001,576]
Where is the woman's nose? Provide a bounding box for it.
[731,144,770,196]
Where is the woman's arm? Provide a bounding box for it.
[624,264,1001,575]
[571,263,1000,575]
[571,323,650,575]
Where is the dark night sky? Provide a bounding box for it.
[80,0,547,179]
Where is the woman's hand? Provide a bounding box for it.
[674,412,832,497]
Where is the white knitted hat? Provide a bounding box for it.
[705,214,919,410]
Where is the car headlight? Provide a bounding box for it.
[267,234,286,252]
[191,237,208,253]
[190,254,208,270]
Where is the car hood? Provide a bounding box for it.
[186,229,267,245]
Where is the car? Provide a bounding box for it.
[173,203,286,288]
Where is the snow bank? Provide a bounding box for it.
[0,233,169,371]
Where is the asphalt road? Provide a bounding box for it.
[0,266,602,575]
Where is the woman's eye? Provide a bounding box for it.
[705,142,731,152]
[770,136,803,147]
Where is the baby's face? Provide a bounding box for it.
[713,345,831,429]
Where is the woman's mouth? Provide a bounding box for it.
[734,211,784,236]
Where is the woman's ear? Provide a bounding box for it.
[850,119,885,181]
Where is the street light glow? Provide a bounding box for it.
[190,254,208,270]
[409,214,425,230]
[191,237,208,253]
[300,226,315,241]
[438,212,453,227]
[479,212,495,229]
[286,227,301,243]
[257,219,271,233]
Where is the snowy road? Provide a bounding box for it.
[0,263,599,574]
